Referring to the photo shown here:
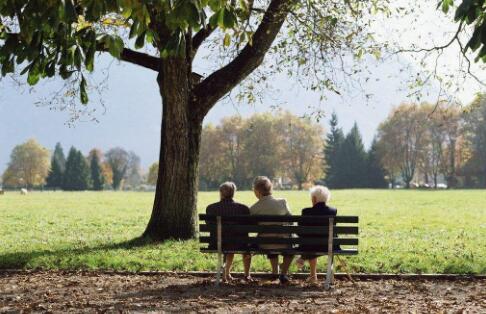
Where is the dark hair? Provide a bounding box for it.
[219,182,236,199]
[253,176,272,196]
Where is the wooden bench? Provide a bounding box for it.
[199,214,359,289]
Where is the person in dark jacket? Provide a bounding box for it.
[206,182,252,282]
[296,185,337,283]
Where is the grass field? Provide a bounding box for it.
[0,190,485,274]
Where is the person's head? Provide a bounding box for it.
[253,176,273,199]
[219,181,237,200]
[310,185,331,205]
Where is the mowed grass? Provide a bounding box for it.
[0,190,485,274]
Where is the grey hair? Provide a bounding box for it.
[253,176,273,196]
[219,181,236,199]
[310,185,331,203]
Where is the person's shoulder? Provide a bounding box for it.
[301,207,313,215]
[234,202,250,212]
[205,202,220,214]
[249,200,261,214]
[274,198,287,205]
[327,206,337,215]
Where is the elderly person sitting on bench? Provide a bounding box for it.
[296,185,337,284]
[249,176,294,284]
[206,182,252,282]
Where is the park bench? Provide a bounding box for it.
[199,214,359,289]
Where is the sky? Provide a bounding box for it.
[0,2,485,174]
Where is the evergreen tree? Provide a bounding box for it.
[324,112,345,188]
[90,153,105,191]
[52,143,66,172]
[46,143,66,189]
[366,138,388,188]
[63,148,91,191]
[334,122,367,188]
[46,157,63,189]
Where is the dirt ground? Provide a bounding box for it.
[0,271,485,313]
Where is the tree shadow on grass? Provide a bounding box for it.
[0,236,158,269]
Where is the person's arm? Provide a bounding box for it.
[283,199,291,216]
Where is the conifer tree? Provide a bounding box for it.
[366,138,388,188]
[324,112,344,188]
[46,143,66,189]
[334,122,367,188]
[63,147,90,191]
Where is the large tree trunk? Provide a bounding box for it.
[143,59,203,241]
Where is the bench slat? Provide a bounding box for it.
[199,224,359,235]
[199,236,358,246]
[200,248,359,255]
[199,214,358,224]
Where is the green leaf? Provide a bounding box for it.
[208,0,222,12]
[441,0,453,13]
[209,10,220,28]
[223,33,231,47]
[135,32,146,49]
[85,45,95,72]
[80,75,88,104]
[109,36,124,58]
[27,66,40,85]
[65,0,77,22]
[222,8,237,29]
[129,21,139,39]
[217,8,226,28]
[74,47,82,69]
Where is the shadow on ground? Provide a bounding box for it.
[0,236,153,269]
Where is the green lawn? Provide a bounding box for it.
[0,190,485,274]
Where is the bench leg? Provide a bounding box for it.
[325,253,334,290]
[216,251,223,286]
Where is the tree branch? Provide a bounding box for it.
[100,48,161,72]
[192,25,215,55]
[190,0,297,119]
[119,49,160,71]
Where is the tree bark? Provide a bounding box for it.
[143,58,203,240]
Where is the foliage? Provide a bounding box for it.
[377,104,428,188]
[46,142,66,189]
[199,112,325,190]
[2,139,50,188]
[105,147,130,190]
[0,0,387,104]
[0,190,484,274]
[147,162,159,186]
[101,162,113,187]
[366,138,388,188]
[323,112,344,188]
[462,94,486,186]
[62,147,91,191]
[279,112,324,190]
[441,0,486,62]
[89,152,105,191]
[333,123,368,188]
[124,152,143,190]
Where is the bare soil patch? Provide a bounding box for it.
[0,271,485,313]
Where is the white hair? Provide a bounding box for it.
[310,185,331,203]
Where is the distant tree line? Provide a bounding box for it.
[198,112,325,190]
[1,141,144,191]
[3,95,486,191]
[377,95,486,188]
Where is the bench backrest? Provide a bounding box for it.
[199,214,359,255]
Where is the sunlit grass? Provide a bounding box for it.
[0,190,485,274]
